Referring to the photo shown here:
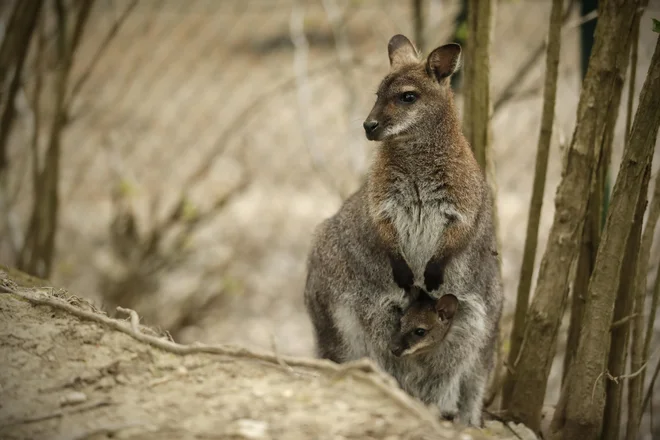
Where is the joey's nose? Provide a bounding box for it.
[390,346,404,357]
[363,120,379,134]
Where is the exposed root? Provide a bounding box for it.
[0,272,444,433]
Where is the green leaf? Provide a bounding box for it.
[180,199,198,222]
[456,21,468,42]
[118,179,136,197]
[653,18,660,33]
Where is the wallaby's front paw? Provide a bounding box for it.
[424,258,446,292]
[389,254,414,291]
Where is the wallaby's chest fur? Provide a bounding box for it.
[373,167,454,279]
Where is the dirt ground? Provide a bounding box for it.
[0,268,540,440]
[1,0,660,437]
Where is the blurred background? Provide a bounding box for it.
[0,0,659,410]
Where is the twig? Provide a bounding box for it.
[289,0,345,198]
[493,0,578,114]
[67,0,137,106]
[117,306,139,333]
[610,313,639,330]
[0,278,443,433]
[270,333,295,374]
[320,0,365,176]
[2,399,111,427]
[641,355,660,415]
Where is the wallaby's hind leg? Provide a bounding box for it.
[457,369,487,427]
[308,302,346,363]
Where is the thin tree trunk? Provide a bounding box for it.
[602,11,645,440]
[562,0,600,384]
[627,170,660,440]
[602,191,644,440]
[0,1,43,177]
[18,0,93,278]
[505,0,642,432]
[501,0,564,410]
[551,31,660,440]
[450,0,467,91]
[412,0,424,55]
[563,0,646,388]
[462,0,493,171]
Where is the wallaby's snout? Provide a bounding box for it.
[363,119,380,139]
[390,341,405,357]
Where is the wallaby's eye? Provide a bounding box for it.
[413,328,426,337]
[399,92,418,104]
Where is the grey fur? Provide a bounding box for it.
[303,35,502,427]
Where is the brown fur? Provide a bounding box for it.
[389,288,458,357]
[364,35,485,293]
[304,34,502,426]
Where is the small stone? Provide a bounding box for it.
[176,365,188,375]
[235,419,268,439]
[281,389,293,398]
[60,391,87,406]
[459,434,473,440]
[115,374,129,385]
[96,376,115,390]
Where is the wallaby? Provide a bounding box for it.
[389,288,458,358]
[304,34,502,426]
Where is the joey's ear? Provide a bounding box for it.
[388,34,419,69]
[426,43,461,82]
[436,294,458,321]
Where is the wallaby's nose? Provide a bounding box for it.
[363,120,379,134]
[390,346,404,357]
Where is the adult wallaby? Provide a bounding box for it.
[304,34,502,426]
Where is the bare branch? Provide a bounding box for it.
[67,0,137,108]
[0,0,43,176]
[289,0,344,197]
[320,0,365,176]
[627,10,658,440]
[503,0,564,410]
[493,0,576,114]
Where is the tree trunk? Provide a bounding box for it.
[501,0,564,410]
[412,0,424,55]
[602,190,644,440]
[17,0,93,278]
[462,0,493,171]
[450,0,468,91]
[0,0,43,177]
[551,31,660,440]
[626,149,660,440]
[504,0,642,432]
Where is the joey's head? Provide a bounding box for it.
[363,34,462,142]
[389,292,458,358]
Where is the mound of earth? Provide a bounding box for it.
[0,266,536,440]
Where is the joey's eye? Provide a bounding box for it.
[399,92,418,103]
[413,328,426,337]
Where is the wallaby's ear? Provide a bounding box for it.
[426,43,461,82]
[436,294,458,321]
[388,34,419,69]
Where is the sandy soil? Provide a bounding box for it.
[0,267,540,440]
